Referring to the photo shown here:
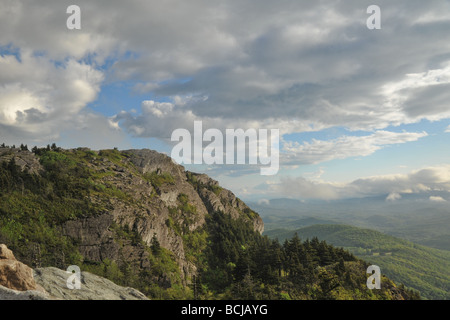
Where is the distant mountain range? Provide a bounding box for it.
[253,196,450,299]
[250,195,450,251]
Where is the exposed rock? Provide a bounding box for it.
[59,149,264,283]
[0,244,37,292]
[0,284,50,300]
[0,266,150,300]
[33,267,149,300]
[62,214,119,262]
[0,148,43,174]
[124,148,183,178]
[191,172,265,234]
[0,244,15,260]
[2,147,265,288]
[0,244,148,300]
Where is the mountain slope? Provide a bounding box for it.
[252,197,450,251]
[265,224,450,299]
[0,145,417,300]
[0,145,263,298]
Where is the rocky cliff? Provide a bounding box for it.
[0,146,264,295]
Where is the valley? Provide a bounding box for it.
[260,210,450,299]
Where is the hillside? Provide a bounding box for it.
[0,145,417,300]
[265,224,450,300]
[252,198,450,251]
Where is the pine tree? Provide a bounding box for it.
[150,234,161,255]
[317,241,333,266]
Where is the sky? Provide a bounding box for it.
[1,0,450,202]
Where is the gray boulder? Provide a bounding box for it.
[0,285,50,300]
[33,267,149,300]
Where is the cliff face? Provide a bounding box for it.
[0,147,263,286]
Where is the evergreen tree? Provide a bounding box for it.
[151,234,161,255]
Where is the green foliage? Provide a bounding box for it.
[98,148,124,163]
[209,184,223,196]
[0,153,93,267]
[186,211,410,300]
[186,171,201,189]
[81,221,190,300]
[183,229,208,265]
[82,258,125,286]
[151,234,161,255]
[144,171,175,189]
[0,147,139,270]
[186,171,222,196]
[39,151,76,170]
[167,193,200,235]
[267,224,448,300]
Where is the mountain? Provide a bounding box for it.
[251,197,450,251]
[0,145,417,300]
[265,224,450,300]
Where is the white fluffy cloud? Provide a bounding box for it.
[101,0,450,139]
[282,130,428,165]
[1,0,450,151]
[265,165,450,200]
[386,192,402,201]
[0,50,103,143]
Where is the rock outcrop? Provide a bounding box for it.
[33,267,149,300]
[0,285,50,300]
[0,244,37,292]
[0,147,265,291]
[0,147,43,174]
[58,148,264,283]
[0,244,149,300]
[0,244,15,260]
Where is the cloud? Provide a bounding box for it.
[282,130,428,165]
[0,50,104,143]
[386,192,402,201]
[0,1,118,62]
[265,165,450,200]
[2,0,450,149]
[60,111,131,150]
[381,63,450,121]
[257,198,270,205]
[120,0,450,133]
[277,176,342,200]
[111,98,198,139]
[429,195,446,202]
